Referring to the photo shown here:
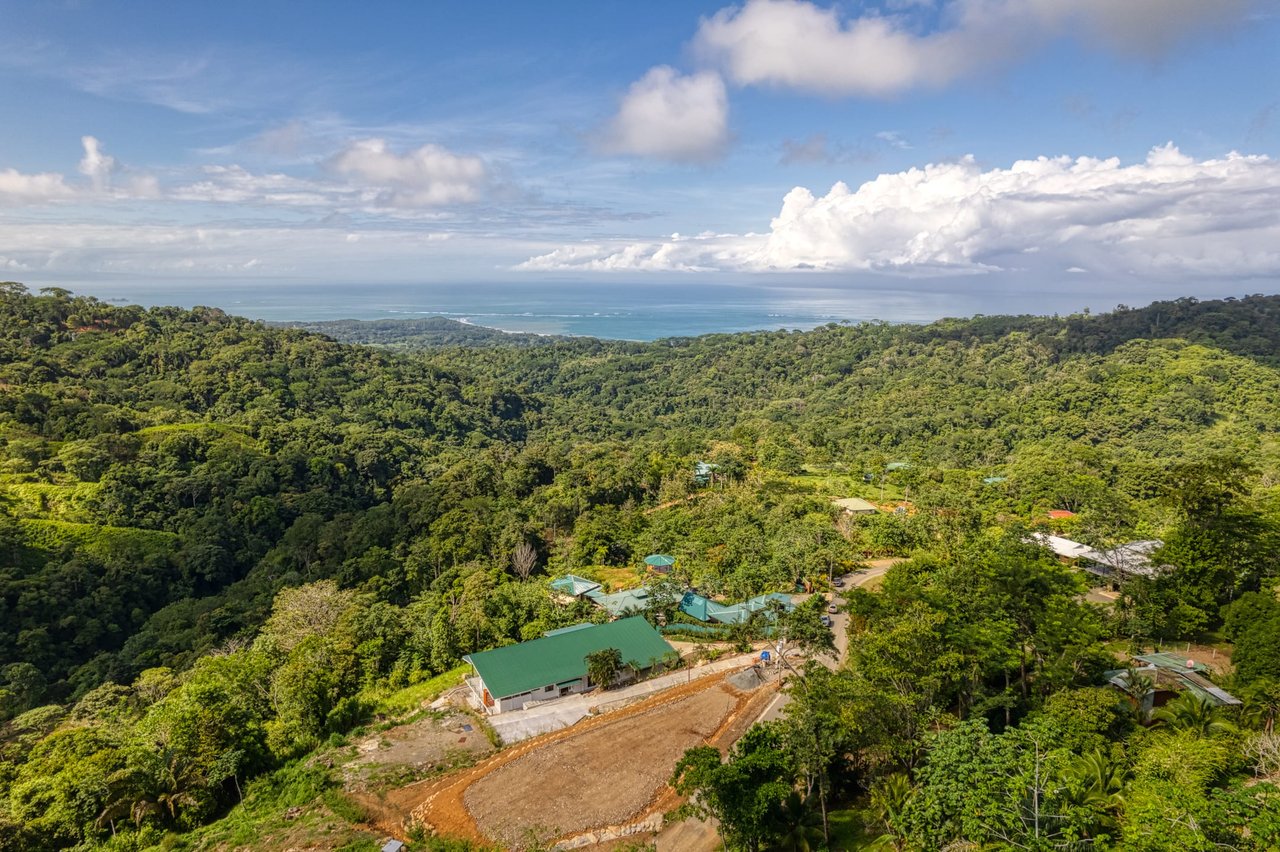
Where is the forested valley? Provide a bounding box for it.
[3,282,1280,850]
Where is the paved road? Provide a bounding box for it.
[757,558,900,724]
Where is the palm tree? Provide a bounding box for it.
[1151,693,1238,737]
[774,791,826,852]
[584,647,622,690]
[866,773,914,851]
[1057,749,1128,835]
[95,767,145,835]
[1119,666,1156,720]
[97,746,206,831]
[1240,680,1280,735]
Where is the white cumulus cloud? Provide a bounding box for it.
[598,66,730,163]
[694,0,1251,97]
[517,144,1280,280]
[0,168,75,204]
[328,138,489,206]
[0,137,157,204]
[0,134,489,214]
[78,136,117,191]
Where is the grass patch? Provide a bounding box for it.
[362,665,469,719]
[827,806,877,848]
[859,573,888,592]
[785,470,908,504]
[164,761,375,851]
[321,788,370,824]
[579,564,645,591]
[18,518,177,558]
[0,479,101,521]
[477,715,502,749]
[334,840,382,852]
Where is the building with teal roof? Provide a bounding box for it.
[694,461,719,485]
[678,591,794,624]
[571,582,794,626]
[550,574,602,598]
[644,554,676,573]
[585,586,653,617]
[463,616,676,714]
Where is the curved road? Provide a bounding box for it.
[655,558,902,851]
[755,558,899,724]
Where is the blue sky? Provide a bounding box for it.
[0,0,1278,291]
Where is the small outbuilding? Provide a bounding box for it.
[644,553,677,574]
[832,496,878,515]
[586,586,653,618]
[1107,652,1241,719]
[550,574,602,601]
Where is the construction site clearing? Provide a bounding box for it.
[363,662,778,851]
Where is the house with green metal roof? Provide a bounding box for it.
[1106,652,1241,719]
[463,616,677,714]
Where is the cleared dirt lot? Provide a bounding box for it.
[465,685,737,848]
[392,670,775,849]
[342,710,492,793]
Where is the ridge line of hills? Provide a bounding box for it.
[273,292,1280,364]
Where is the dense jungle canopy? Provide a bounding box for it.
[2,282,1280,850]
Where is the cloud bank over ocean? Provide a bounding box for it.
[520,145,1280,280]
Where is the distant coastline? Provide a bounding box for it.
[44,278,1280,342]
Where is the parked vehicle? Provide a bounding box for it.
[828,603,839,613]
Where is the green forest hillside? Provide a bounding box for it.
[2,283,1280,850]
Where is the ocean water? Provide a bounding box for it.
[63,278,1267,341]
